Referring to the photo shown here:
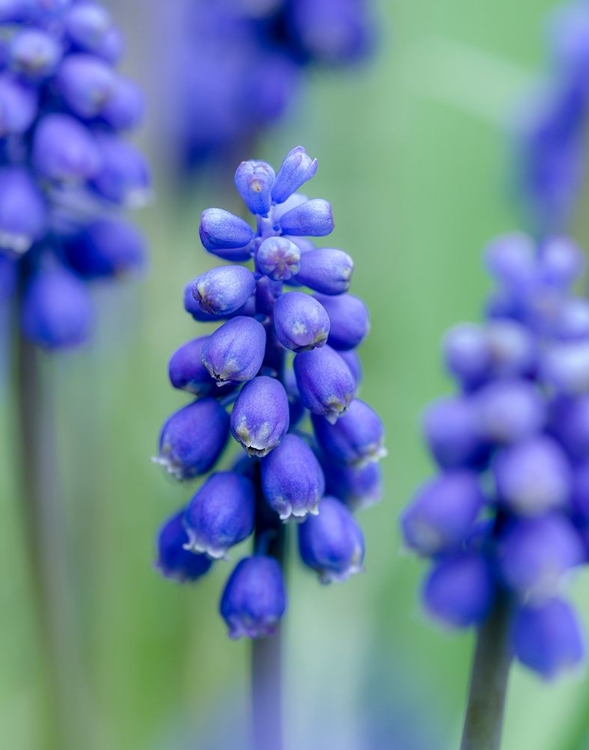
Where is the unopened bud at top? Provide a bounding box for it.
[271,146,318,205]
[234,159,275,216]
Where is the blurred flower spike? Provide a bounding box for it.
[154,146,386,639]
[401,232,589,680]
[515,0,589,236]
[0,0,149,350]
[161,0,376,173]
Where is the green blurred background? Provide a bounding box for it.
[4,0,589,748]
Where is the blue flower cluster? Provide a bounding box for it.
[401,232,589,680]
[516,0,589,236]
[162,0,375,172]
[155,146,385,639]
[0,0,148,349]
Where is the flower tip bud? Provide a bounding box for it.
[271,146,318,205]
[234,159,275,216]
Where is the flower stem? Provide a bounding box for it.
[460,593,512,750]
[251,522,286,750]
[15,328,87,750]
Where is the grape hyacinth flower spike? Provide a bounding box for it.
[401,232,589,750]
[154,146,385,750]
[0,1,149,349]
[2,4,149,750]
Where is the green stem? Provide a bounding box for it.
[251,523,286,750]
[15,331,88,750]
[460,594,512,750]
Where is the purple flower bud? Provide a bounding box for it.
[202,316,266,385]
[541,341,589,394]
[28,0,70,22]
[294,345,356,421]
[63,219,145,279]
[191,266,255,317]
[314,292,370,351]
[0,74,37,136]
[230,376,290,457]
[155,509,213,583]
[32,114,101,182]
[422,552,495,628]
[539,236,584,287]
[9,29,61,80]
[484,232,536,287]
[298,496,364,583]
[338,349,363,383]
[234,159,275,216]
[199,208,254,252]
[64,3,121,62]
[401,472,484,556]
[312,399,385,467]
[272,193,308,224]
[168,337,218,396]
[443,323,490,389]
[497,515,583,599]
[220,556,287,639]
[21,266,93,349]
[184,471,256,558]
[56,53,115,119]
[323,458,383,512]
[512,598,585,679]
[0,167,46,254]
[486,320,535,378]
[549,395,589,460]
[292,247,354,296]
[271,146,318,205]
[278,198,334,237]
[257,237,301,281]
[92,133,150,206]
[0,0,26,22]
[273,291,330,352]
[101,75,143,130]
[493,436,572,516]
[475,380,545,444]
[261,434,325,520]
[155,398,229,480]
[422,396,486,470]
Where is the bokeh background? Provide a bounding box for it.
[3,0,589,748]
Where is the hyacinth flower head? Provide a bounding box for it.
[0,0,149,349]
[159,0,376,173]
[515,0,589,236]
[154,146,386,639]
[401,231,589,682]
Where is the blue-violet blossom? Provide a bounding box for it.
[401,232,589,679]
[0,0,149,349]
[154,146,386,639]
